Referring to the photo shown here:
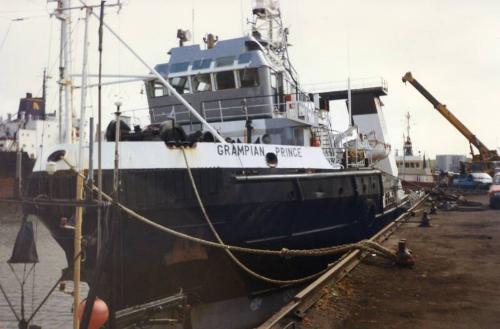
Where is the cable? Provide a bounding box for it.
[0,21,12,53]
[181,147,333,285]
[60,154,397,286]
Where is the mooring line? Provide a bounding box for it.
[256,192,429,329]
[56,155,404,285]
[181,147,336,284]
[61,157,396,258]
[179,147,398,284]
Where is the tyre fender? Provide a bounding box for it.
[359,199,376,229]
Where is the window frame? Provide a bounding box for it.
[192,58,213,70]
[151,80,169,98]
[214,70,237,90]
[169,62,190,74]
[192,73,213,93]
[168,76,192,94]
[238,68,260,89]
[215,56,236,68]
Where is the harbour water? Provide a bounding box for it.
[0,205,86,329]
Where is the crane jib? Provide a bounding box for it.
[402,71,498,163]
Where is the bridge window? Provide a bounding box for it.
[238,53,252,64]
[192,74,212,92]
[154,63,169,75]
[192,59,212,70]
[215,56,235,67]
[151,80,168,97]
[169,76,191,94]
[215,71,236,90]
[238,68,259,88]
[270,72,277,89]
[170,62,190,73]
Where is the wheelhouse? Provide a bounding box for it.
[144,36,319,146]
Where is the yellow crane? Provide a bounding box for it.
[402,72,499,175]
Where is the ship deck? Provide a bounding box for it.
[297,194,500,329]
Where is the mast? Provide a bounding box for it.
[250,1,292,73]
[54,0,74,143]
[57,1,64,142]
[42,69,47,120]
[73,5,91,329]
[77,6,90,171]
[62,0,74,144]
[42,69,47,102]
[347,77,352,126]
[403,112,413,157]
[97,0,106,268]
[406,112,410,141]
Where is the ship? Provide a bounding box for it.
[23,0,408,325]
[395,112,435,188]
[0,91,59,198]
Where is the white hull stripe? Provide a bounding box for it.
[34,142,337,172]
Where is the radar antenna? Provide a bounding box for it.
[249,0,299,86]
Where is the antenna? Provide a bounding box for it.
[347,77,352,127]
[406,112,411,140]
[241,0,245,35]
[192,0,195,43]
[42,68,47,102]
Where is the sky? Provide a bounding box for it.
[0,0,499,157]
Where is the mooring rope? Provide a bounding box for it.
[180,147,333,284]
[60,155,398,285]
[179,147,397,284]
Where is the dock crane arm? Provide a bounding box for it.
[402,72,495,161]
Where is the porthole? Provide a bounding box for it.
[266,152,278,168]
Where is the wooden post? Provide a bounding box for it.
[74,4,91,328]
[73,172,84,329]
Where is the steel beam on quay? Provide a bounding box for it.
[256,194,429,329]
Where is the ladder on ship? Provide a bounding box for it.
[312,116,340,166]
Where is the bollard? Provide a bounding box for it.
[395,239,415,267]
[419,211,431,227]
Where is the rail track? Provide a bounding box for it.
[256,193,429,329]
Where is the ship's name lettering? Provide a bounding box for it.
[216,145,303,158]
[275,147,302,158]
[217,144,266,156]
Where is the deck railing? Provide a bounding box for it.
[304,76,388,94]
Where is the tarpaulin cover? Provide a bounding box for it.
[8,217,39,264]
